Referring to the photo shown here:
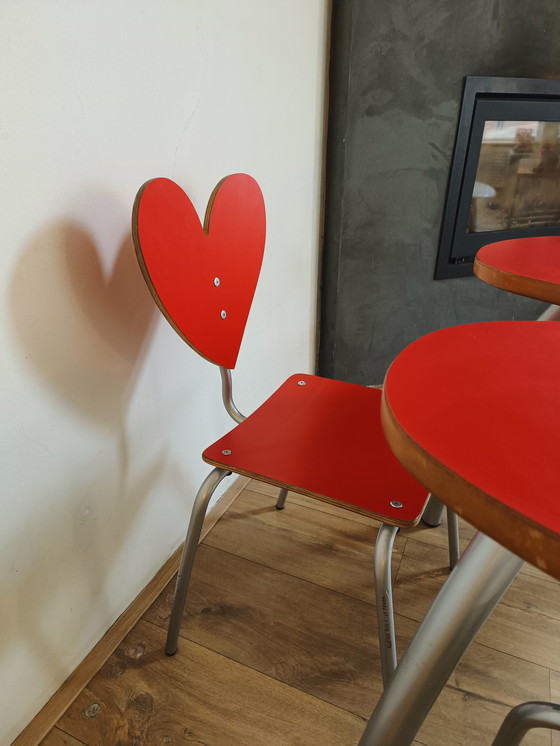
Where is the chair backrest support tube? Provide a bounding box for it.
[219,367,246,423]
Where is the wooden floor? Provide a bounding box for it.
[41,480,560,746]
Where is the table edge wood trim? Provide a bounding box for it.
[10,476,250,746]
[380,391,560,581]
[474,255,560,305]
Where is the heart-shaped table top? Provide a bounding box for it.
[381,320,560,580]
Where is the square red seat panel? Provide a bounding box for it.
[204,374,429,526]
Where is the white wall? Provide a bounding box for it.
[0,2,329,741]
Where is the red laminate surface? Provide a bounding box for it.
[382,321,560,576]
[133,175,266,369]
[475,236,560,303]
[204,374,429,526]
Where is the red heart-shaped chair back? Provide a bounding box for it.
[132,174,266,369]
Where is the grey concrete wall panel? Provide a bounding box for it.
[320,0,558,384]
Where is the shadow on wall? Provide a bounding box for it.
[5,207,169,692]
[11,219,155,424]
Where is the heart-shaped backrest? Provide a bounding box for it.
[132,175,266,369]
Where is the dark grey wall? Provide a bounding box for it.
[319,0,560,383]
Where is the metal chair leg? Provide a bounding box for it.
[359,532,524,746]
[275,487,288,510]
[446,507,461,569]
[374,524,399,686]
[423,495,460,569]
[165,467,230,655]
[421,494,444,526]
[492,701,560,746]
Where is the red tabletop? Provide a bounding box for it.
[382,321,560,580]
[475,236,560,304]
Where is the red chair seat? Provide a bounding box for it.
[204,374,428,526]
[382,320,560,580]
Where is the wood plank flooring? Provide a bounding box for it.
[41,480,560,745]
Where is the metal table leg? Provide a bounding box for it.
[358,532,524,745]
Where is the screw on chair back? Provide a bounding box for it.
[132,174,266,370]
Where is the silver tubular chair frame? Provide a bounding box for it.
[421,494,445,526]
[166,466,231,655]
[375,524,399,684]
[375,505,459,686]
[423,495,460,568]
[492,701,560,746]
[166,368,293,656]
